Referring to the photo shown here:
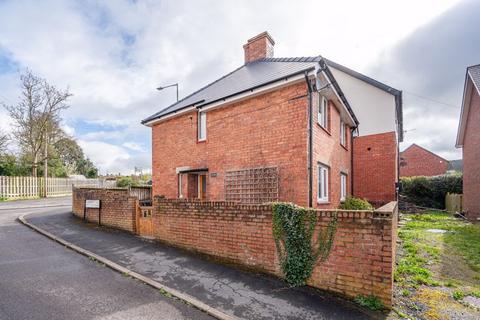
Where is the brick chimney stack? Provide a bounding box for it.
[243,32,275,64]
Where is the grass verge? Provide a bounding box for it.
[391,211,480,319]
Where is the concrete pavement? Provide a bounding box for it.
[0,197,214,320]
[24,206,378,319]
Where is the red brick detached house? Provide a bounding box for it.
[456,64,480,220]
[400,144,449,177]
[143,32,403,208]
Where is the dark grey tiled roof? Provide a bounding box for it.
[142,56,402,127]
[468,64,480,89]
[142,58,320,123]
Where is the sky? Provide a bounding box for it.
[0,0,477,174]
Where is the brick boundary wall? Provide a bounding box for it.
[152,197,397,306]
[72,187,138,233]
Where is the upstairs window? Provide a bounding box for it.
[340,173,347,201]
[318,96,328,129]
[317,163,329,203]
[198,111,206,141]
[340,120,347,146]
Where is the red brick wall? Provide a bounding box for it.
[399,144,448,177]
[151,81,310,206]
[353,132,397,206]
[312,95,352,208]
[152,197,397,306]
[72,187,137,232]
[463,88,480,220]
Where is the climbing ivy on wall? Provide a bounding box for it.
[272,203,338,286]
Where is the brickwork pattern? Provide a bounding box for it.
[243,32,274,63]
[152,197,397,306]
[151,81,310,206]
[400,144,448,177]
[463,88,480,219]
[353,132,398,206]
[72,187,137,232]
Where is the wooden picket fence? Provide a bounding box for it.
[0,176,107,199]
[445,193,463,213]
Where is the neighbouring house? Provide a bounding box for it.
[456,64,480,220]
[142,32,403,208]
[399,144,449,177]
[447,159,463,173]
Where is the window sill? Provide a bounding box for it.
[317,200,330,205]
[197,139,207,144]
[316,123,331,136]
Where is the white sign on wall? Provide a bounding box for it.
[85,199,101,209]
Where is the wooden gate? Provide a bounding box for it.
[136,205,154,238]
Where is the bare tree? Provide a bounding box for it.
[3,70,71,176]
[0,130,8,155]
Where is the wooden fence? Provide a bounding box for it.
[129,186,152,202]
[445,193,463,213]
[0,176,108,199]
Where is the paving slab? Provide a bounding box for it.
[26,210,378,320]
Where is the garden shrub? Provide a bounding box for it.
[400,174,462,209]
[338,197,373,210]
[272,203,337,286]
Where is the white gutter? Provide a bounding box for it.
[143,106,197,127]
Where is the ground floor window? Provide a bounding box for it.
[317,163,329,203]
[340,172,347,201]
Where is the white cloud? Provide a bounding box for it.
[122,142,145,152]
[62,124,76,136]
[78,139,150,175]
[81,130,127,141]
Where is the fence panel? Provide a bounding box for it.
[445,193,463,213]
[0,176,105,199]
[129,186,152,201]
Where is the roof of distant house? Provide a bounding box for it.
[401,143,449,163]
[142,57,403,138]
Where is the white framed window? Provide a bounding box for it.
[198,111,206,141]
[317,163,329,203]
[340,173,347,201]
[340,119,346,146]
[318,96,328,129]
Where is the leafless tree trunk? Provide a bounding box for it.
[2,70,71,176]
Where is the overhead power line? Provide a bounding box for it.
[404,91,460,109]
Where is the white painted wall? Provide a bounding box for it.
[330,67,398,138]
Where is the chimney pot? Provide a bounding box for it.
[243,31,275,64]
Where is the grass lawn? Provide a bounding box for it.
[390,211,480,319]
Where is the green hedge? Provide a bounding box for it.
[400,174,462,209]
[338,197,373,210]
